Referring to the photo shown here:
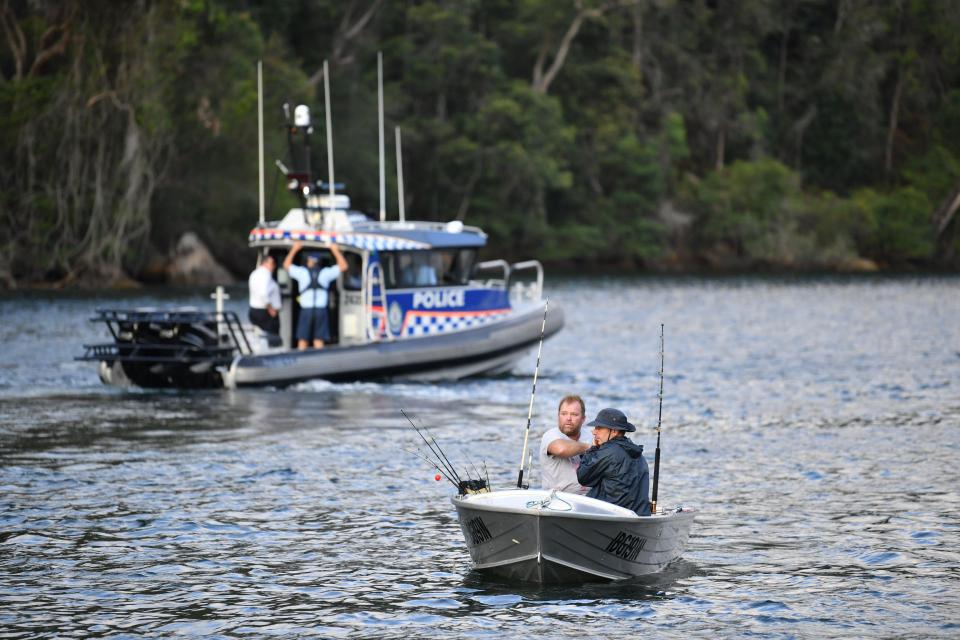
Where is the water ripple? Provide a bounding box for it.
[1,277,960,637]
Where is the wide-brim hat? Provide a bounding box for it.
[586,408,636,432]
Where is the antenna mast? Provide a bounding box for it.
[257,60,265,225]
[395,126,405,223]
[323,60,335,216]
[378,52,386,222]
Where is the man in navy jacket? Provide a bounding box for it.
[576,408,651,516]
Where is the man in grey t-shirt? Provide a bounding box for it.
[539,395,593,493]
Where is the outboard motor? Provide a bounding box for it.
[78,308,251,389]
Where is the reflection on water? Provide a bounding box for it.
[1,276,959,637]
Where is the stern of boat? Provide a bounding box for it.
[77,308,254,389]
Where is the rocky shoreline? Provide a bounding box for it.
[6,232,953,291]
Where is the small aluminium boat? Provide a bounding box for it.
[452,489,694,583]
[435,326,691,584]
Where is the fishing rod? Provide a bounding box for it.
[517,299,549,489]
[527,450,533,486]
[402,410,491,494]
[415,413,491,494]
[458,448,490,494]
[651,324,664,515]
[402,447,459,489]
[448,417,486,485]
[401,409,462,484]
[401,409,460,482]
[412,412,465,484]
[458,441,484,486]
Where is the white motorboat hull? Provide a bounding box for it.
[452,489,694,583]
[226,301,563,387]
[82,301,562,389]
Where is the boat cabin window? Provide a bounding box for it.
[342,252,363,291]
[382,249,477,288]
[449,248,477,283]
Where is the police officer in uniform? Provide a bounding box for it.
[283,241,348,350]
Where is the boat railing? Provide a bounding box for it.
[77,309,254,366]
[472,259,510,287]
[507,260,544,305]
[354,219,487,236]
[364,260,390,342]
[472,260,544,304]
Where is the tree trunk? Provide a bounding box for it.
[631,1,643,71]
[308,0,382,91]
[777,27,788,116]
[715,128,725,171]
[456,154,484,222]
[4,3,172,285]
[0,0,28,80]
[532,1,629,95]
[532,11,589,95]
[933,180,960,263]
[933,181,960,239]
[791,105,817,171]
[884,63,903,179]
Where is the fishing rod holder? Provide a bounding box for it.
[458,479,489,496]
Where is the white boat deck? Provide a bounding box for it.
[457,489,648,520]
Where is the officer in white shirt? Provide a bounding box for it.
[248,254,281,337]
[283,241,348,350]
[539,395,593,493]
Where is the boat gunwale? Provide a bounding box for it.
[451,492,695,524]
[236,301,560,364]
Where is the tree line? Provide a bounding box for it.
[3,0,960,288]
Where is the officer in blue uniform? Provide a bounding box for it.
[283,241,348,350]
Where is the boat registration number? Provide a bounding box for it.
[605,531,647,561]
[466,517,493,545]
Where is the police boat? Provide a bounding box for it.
[78,59,563,389]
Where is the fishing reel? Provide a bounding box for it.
[458,479,489,496]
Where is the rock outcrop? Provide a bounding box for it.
[166,232,235,286]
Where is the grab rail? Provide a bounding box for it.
[471,259,544,305]
[472,259,510,287]
[365,261,389,341]
[507,260,543,305]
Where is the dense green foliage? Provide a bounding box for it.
[3,0,960,286]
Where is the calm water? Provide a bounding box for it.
[1,276,959,638]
